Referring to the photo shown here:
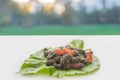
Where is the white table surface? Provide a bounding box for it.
[0,36,120,80]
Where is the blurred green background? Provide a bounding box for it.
[0,0,120,35]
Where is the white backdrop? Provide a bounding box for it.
[0,36,120,80]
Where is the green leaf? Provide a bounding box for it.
[68,39,84,49]
[18,40,100,77]
[19,49,47,74]
[19,48,55,75]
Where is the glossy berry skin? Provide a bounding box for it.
[54,49,64,55]
[63,48,75,55]
[86,51,93,63]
